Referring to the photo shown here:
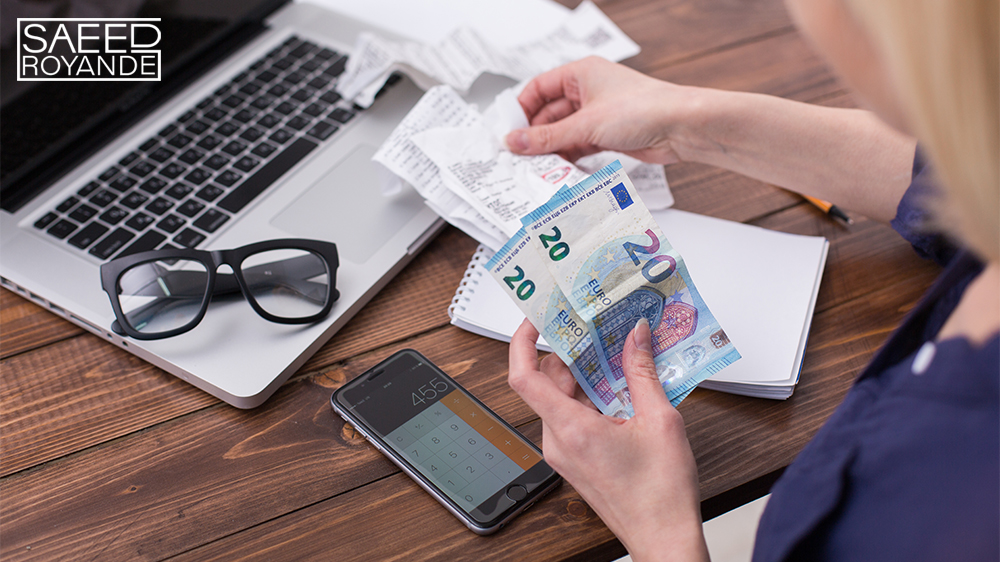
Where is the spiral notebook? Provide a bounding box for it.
[448,208,829,399]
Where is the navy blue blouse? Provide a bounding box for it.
[752,153,1000,561]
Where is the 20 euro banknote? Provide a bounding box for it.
[485,227,629,417]
[520,160,741,408]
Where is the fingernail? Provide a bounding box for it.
[634,318,653,354]
[506,130,529,152]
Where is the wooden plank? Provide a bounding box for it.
[0,333,217,477]
[0,288,83,359]
[0,328,529,562]
[605,0,794,72]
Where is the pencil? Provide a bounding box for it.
[803,195,854,225]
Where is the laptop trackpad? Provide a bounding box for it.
[270,144,424,264]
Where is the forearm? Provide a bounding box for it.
[670,88,917,222]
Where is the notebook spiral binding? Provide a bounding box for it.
[448,244,493,319]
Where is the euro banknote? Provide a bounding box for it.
[520,160,741,408]
[486,227,629,417]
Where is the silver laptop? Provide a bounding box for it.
[0,1,504,407]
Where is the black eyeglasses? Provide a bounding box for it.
[100,239,339,340]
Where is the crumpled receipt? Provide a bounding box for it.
[373,84,673,250]
[337,0,640,108]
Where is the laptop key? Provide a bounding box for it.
[300,59,321,72]
[125,213,155,231]
[233,109,258,123]
[308,76,329,90]
[165,183,195,200]
[269,129,293,144]
[239,82,261,96]
[173,228,206,249]
[161,162,187,179]
[178,148,205,165]
[119,152,140,166]
[158,124,178,138]
[47,220,78,239]
[167,133,194,148]
[215,170,243,187]
[323,56,348,77]
[275,101,295,115]
[146,198,174,215]
[120,192,149,209]
[283,71,306,85]
[204,154,230,170]
[222,94,244,108]
[205,107,229,121]
[149,147,175,163]
[109,175,138,192]
[255,70,278,83]
[291,88,312,102]
[251,142,277,158]
[193,208,230,233]
[218,137,317,214]
[286,115,312,130]
[78,181,101,197]
[330,108,355,124]
[222,140,248,156]
[289,41,316,58]
[234,156,260,172]
[99,166,120,181]
[195,185,225,202]
[177,199,205,217]
[307,121,339,141]
[99,206,129,225]
[196,97,214,110]
[257,114,281,129]
[117,231,166,259]
[34,212,58,229]
[184,168,212,185]
[69,204,99,222]
[315,48,337,60]
[303,103,326,117]
[57,196,80,213]
[216,121,240,136]
[156,214,186,233]
[178,110,196,123]
[267,83,288,97]
[140,177,168,194]
[90,189,117,207]
[240,127,263,142]
[129,161,156,177]
[139,138,159,152]
[68,223,109,249]
[250,95,275,110]
[90,228,135,260]
[197,134,223,150]
[187,120,210,135]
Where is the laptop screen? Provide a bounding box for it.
[0,0,287,213]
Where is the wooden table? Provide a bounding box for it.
[0,0,941,560]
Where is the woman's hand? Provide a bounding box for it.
[505,56,697,165]
[508,318,709,562]
[506,56,917,223]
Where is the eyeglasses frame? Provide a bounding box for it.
[100,238,339,340]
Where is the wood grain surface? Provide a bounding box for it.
[0,0,941,560]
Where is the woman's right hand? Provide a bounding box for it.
[505,56,699,165]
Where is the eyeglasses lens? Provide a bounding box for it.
[118,259,209,335]
[240,249,330,319]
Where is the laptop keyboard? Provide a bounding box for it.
[31,35,371,261]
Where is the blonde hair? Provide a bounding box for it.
[846,0,999,261]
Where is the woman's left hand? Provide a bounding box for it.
[508,318,709,562]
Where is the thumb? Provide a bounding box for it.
[622,318,672,416]
[505,114,590,155]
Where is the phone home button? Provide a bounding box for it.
[505,484,527,501]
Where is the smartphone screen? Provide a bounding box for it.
[332,350,559,532]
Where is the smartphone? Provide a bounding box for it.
[331,349,561,534]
